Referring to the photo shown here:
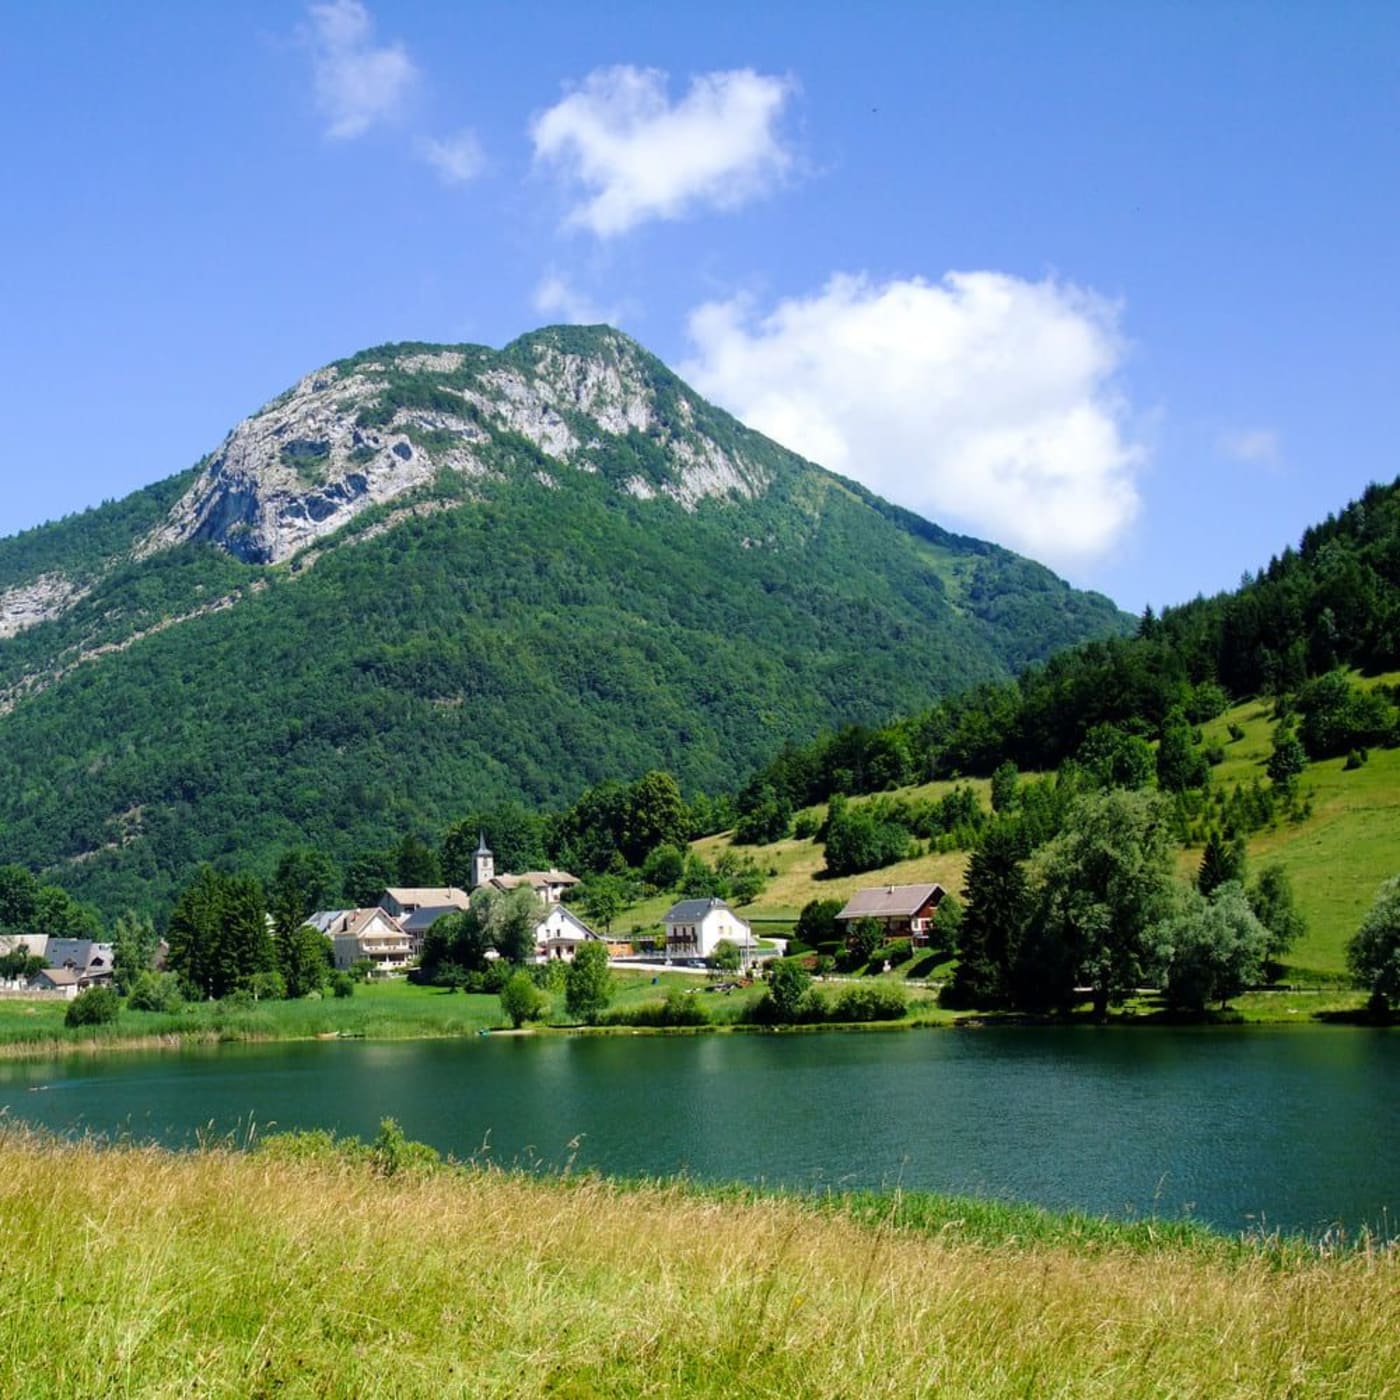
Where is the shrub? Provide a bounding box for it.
[330,971,355,999]
[1345,748,1369,770]
[126,971,184,1014]
[499,972,548,1028]
[370,1118,442,1177]
[65,985,120,1028]
[831,983,908,1022]
[603,988,711,1028]
[246,970,287,1001]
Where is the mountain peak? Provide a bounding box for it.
[139,328,765,565]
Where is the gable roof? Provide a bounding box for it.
[33,967,82,987]
[490,870,579,895]
[45,939,115,972]
[0,934,47,959]
[664,897,736,923]
[382,887,470,909]
[399,905,465,933]
[535,905,598,940]
[836,884,947,921]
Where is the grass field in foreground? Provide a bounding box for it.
[0,1126,1394,1399]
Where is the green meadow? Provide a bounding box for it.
[0,1123,1394,1399]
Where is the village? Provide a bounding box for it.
[0,830,949,1000]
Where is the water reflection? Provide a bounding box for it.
[0,1026,1395,1236]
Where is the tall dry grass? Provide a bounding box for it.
[0,1125,1395,1398]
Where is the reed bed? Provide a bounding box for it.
[0,1125,1395,1398]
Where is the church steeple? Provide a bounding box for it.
[471,832,494,888]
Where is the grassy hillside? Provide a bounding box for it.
[1194,677,1400,974]
[646,684,1400,980]
[1,1127,1393,1398]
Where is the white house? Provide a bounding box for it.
[663,898,754,961]
[533,904,604,961]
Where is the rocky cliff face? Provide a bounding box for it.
[138,328,767,566]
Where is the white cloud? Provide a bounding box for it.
[531,65,795,236]
[1219,427,1281,466]
[306,0,419,140]
[681,271,1145,568]
[531,273,624,327]
[418,129,485,185]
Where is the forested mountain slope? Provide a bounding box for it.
[0,326,1128,913]
[730,475,1400,812]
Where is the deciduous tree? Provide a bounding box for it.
[564,942,614,1024]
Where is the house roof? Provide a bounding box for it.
[334,908,407,942]
[44,939,114,972]
[836,884,947,921]
[400,905,465,933]
[664,897,735,922]
[0,934,47,959]
[535,905,598,941]
[306,910,352,936]
[34,967,81,987]
[382,887,470,910]
[491,870,579,894]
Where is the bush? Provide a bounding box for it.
[65,985,120,1028]
[1345,747,1369,770]
[499,971,548,1028]
[246,970,287,1001]
[126,971,184,1014]
[602,987,711,1028]
[370,1118,442,1177]
[481,959,513,994]
[831,983,908,1022]
[330,971,355,999]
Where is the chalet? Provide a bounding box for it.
[663,898,754,961]
[533,904,604,961]
[311,908,413,975]
[834,883,947,947]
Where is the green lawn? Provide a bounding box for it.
[0,971,719,1056]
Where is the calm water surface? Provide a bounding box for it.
[1,1026,1395,1236]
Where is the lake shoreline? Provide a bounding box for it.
[0,990,1387,1064]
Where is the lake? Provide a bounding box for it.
[2,1025,1395,1237]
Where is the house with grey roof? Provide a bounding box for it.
[662,898,754,961]
[835,883,947,946]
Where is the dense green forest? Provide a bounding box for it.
[0,330,1129,915]
[728,476,1400,817]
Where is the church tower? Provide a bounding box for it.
[471,832,494,889]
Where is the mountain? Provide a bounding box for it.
[0,325,1130,914]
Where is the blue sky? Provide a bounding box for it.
[2,1,1397,612]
